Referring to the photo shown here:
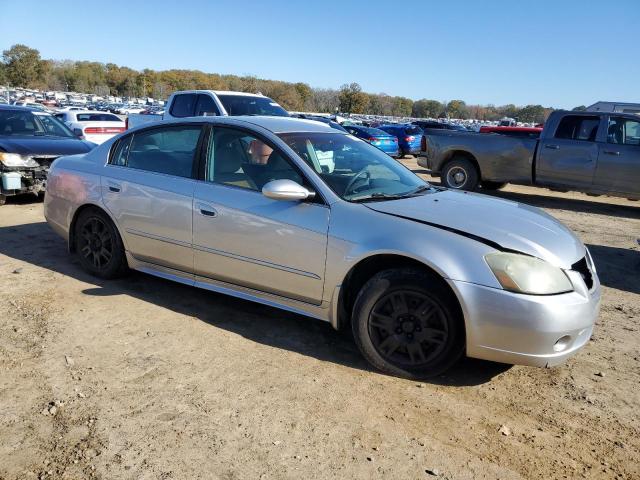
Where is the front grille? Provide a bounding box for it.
[571,257,594,290]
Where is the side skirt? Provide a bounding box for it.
[126,252,332,324]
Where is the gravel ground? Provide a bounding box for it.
[0,161,638,480]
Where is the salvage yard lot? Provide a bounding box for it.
[1,159,639,480]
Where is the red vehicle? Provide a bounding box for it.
[479,126,543,138]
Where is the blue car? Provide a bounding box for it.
[343,125,399,157]
[377,124,423,158]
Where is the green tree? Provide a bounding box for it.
[572,105,587,111]
[412,99,443,118]
[2,44,46,88]
[446,100,468,119]
[517,104,546,123]
[338,82,369,114]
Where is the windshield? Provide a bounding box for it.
[278,132,429,201]
[0,110,75,138]
[217,94,289,117]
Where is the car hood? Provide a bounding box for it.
[0,136,93,157]
[365,189,585,268]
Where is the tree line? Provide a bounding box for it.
[2,44,557,123]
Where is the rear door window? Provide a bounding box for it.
[123,125,202,178]
[607,117,640,146]
[195,94,220,116]
[169,94,198,118]
[555,115,600,141]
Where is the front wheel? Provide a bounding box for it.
[441,156,479,191]
[351,269,465,379]
[75,208,128,279]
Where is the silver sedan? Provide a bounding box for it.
[44,116,600,378]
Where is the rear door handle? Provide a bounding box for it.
[602,150,620,156]
[544,144,560,150]
[195,202,217,217]
[107,182,121,193]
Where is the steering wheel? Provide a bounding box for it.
[344,167,371,197]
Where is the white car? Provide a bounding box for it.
[55,110,125,145]
[117,105,146,115]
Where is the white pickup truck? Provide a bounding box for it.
[126,90,289,129]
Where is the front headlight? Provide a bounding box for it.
[485,252,573,295]
[0,153,39,168]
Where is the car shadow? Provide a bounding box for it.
[586,243,640,295]
[1,220,509,386]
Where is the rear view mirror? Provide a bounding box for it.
[262,179,314,201]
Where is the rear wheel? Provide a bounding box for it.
[74,208,128,279]
[481,181,507,190]
[441,156,479,191]
[351,269,465,379]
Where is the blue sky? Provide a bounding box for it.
[1,0,638,108]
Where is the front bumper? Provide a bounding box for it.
[450,277,601,367]
[0,167,48,196]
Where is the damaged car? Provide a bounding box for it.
[44,116,600,379]
[0,105,95,205]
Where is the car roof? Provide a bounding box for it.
[172,90,267,98]
[0,104,48,113]
[142,115,338,134]
[229,116,336,133]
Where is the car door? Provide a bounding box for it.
[593,115,640,195]
[101,124,204,273]
[536,114,601,188]
[192,125,329,304]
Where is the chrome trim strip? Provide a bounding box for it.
[125,254,330,321]
[193,243,321,280]
[125,228,192,248]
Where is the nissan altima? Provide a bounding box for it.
[44,116,600,378]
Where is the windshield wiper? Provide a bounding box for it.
[350,184,433,203]
[406,184,432,196]
[349,192,409,202]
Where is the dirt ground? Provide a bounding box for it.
[1,159,639,480]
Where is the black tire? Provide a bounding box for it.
[481,181,507,191]
[0,194,6,206]
[441,156,479,191]
[397,150,405,159]
[351,268,465,379]
[74,208,128,279]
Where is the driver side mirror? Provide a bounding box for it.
[73,128,84,138]
[262,179,315,201]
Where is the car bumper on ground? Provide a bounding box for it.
[450,278,601,367]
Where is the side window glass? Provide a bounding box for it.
[110,135,132,166]
[206,127,303,192]
[195,94,219,117]
[555,115,599,142]
[169,94,197,118]
[608,117,640,146]
[126,126,202,177]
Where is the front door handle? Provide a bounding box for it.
[195,202,217,217]
[602,150,620,156]
[107,182,121,193]
[544,144,560,150]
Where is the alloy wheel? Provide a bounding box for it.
[368,290,449,367]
